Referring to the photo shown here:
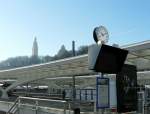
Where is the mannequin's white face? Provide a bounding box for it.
[95,27,109,44]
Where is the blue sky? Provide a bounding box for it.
[0,0,149,61]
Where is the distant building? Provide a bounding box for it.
[32,37,38,57]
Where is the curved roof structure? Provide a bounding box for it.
[0,40,149,97]
[0,40,150,80]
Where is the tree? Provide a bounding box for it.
[29,56,41,65]
[0,56,31,70]
[43,55,53,62]
[56,45,71,59]
[0,44,89,70]
[77,46,88,55]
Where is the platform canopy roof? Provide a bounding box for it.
[0,40,149,80]
[123,40,150,71]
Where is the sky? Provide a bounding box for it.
[0,0,150,61]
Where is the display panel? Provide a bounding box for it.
[88,44,128,74]
[96,77,109,108]
[116,64,137,113]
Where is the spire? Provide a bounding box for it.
[32,37,38,57]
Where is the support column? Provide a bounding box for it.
[0,87,8,99]
[1,91,8,99]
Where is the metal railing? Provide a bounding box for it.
[7,97,19,114]
[7,96,68,114]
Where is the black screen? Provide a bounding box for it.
[94,44,128,73]
[116,64,137,113]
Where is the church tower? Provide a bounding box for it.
[32,37,38,57]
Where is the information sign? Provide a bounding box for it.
[96,77,109,108]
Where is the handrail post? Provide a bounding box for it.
[18,97,20,114]
[63,101,66,114]
[35,100,39,114]
[68,101,71,114]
